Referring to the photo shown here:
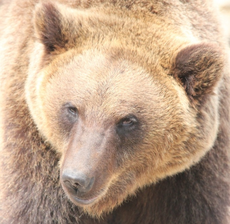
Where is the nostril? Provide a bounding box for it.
[73,182,80,188]
[61,171,95,194]
[63,179,79,191]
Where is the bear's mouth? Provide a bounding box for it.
[71,195,100,206]
[63,186,107,207]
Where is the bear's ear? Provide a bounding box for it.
[171,43,224,104]
[34,2,77,54]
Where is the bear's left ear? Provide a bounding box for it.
[170,43,224,104]
[34,2,78,54]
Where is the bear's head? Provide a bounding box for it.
[25,2,225,217]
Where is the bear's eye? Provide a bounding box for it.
[59,103,79,134]
[63,103,78,121]
[117,115,138,131]
[121,117,136,126]
[67,106,78,116]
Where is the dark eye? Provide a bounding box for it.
[117,115,138,132]
[67,106,78,117]
[59,103,79,135]
[121,117,137,127]
[63,103,78,122]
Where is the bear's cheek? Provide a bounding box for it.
[36,96,77,152]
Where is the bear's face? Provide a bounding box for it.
[25,2,225,217]
[32,49,199,215]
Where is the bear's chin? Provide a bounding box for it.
[63,181,134,218]
[81,196,118,218]
[68,193,116,218]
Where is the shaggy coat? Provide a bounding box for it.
[0,0,229,223]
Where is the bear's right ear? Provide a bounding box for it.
[170,43,224,105]
[34,2,77,54]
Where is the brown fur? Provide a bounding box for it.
[0,0,229,223]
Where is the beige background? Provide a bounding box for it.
[215,0,230,40]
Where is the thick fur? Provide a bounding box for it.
[0,0,230,224]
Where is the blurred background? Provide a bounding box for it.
[215,0,230,42]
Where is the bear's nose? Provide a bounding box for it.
[61,171,95,195]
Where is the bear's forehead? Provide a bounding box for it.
[47,49,167,103]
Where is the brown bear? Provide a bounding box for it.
[0,0,229,223]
